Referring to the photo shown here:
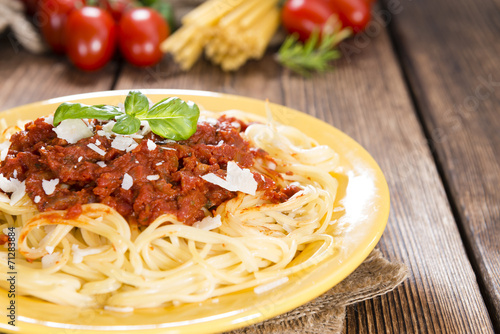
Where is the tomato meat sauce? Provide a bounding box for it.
[0,116,299,226]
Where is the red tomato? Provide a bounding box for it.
[281,0,371,41]
[105,0,134,22]
[65,7,117,71]
[281,0,335,42]
[118,8,169,67]
[330,0,371,33]
[37,0,81,53]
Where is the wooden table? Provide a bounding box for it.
[1,0,499,332]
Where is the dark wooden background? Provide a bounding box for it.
[0,0,498,332]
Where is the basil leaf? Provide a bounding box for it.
[112,114,141,135]
[124,91,149,117]
[140,97,199,141]
[53,103,122,126]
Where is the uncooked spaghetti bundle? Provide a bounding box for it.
[161,0,280,71]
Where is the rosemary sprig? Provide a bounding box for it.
[276,19,352,77]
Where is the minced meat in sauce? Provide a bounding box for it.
[0,116,299,226]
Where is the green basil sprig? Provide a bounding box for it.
[53,91,200,141]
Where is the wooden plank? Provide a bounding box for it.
[383,0,500,329]
[115,25,494,332]
[0,38,118,111]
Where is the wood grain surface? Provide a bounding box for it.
[0,39,117,110]
[384,0,500,330]
[114,25,494,333]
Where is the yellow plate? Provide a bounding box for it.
[0,90,390,334]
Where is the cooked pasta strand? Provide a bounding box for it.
[0,110,340,309]
[161,0,280,71]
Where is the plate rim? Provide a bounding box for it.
[0,89,390,334]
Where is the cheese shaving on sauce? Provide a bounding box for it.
[87,143,106,156]
[111,135,138,152]
[43,115,54,125]
[147,139,156,151]
[42,179,59,195]
[146,175,160,181]
[121,173,133,190]
[201,161,257,196]
[53,119,93,144]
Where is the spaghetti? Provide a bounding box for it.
[0,108,339,310]
[161,0,280,71]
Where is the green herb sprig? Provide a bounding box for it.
[276,21,352,77]
[53,91,200,141]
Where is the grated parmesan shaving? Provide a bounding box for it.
[121,173,133,190]
[193,215,222,231]
[201,161,257,195]
[139,121,151,136]
[0,141,11,162]
[34,195,41,203]
[43,115,54,125]
[45,246,55,255]
[200,117,218,126]
[147,139,156,151]
[53,119,93,144]
[97,161,107,168]
[111,135,138,152]
[87,143,106,156]
[97,121,115,139]
[42,179,59,195]
[146,175,160,181]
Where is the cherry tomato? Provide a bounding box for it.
[118,8,169,67]
[281,0,371,41]
[281,0,335,42]
[37,0,81,53]
[330,0,371,33]
[65,6,117,71]
[105,0,134,22]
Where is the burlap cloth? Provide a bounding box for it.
[225,249,408,334]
